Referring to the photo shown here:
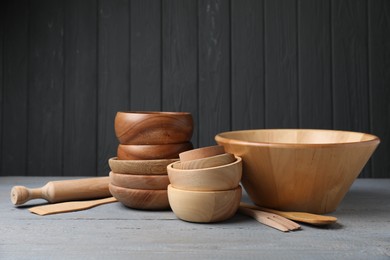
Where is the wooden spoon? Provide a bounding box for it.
[239,202,337,225]
[29,197,118,216]
[238,206,301,232]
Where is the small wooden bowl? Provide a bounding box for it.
[108,157,178,175]
[215,129,380,213]
[115,111,193,145]
[109,183,170,210]
[109,172,170,190]
[179,145,225,162]
[168,185,242,223]
[117,142,193,160]
[173,153,236,170]
[167,156,242,191]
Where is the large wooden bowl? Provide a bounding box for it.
[168,185,242,223]
[167,157,242,191]
[108,157,178,175]
[215,129,380,214]
[109,183,170,210]
[115,111,193,145]
[117,142,193,160]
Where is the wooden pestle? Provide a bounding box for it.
[11,177,111,206]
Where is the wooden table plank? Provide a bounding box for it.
[1,177,389,259]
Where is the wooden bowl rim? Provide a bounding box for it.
[175,153,236,170]
[117,111,192,116]
[179,145,225,161]
[215,129,380,148]
[168,156,241,173]
[109,183,168,193]
[167,184,242,194]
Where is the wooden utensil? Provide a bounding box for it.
[115,111,193,145]
[109,183,170,210]
[11,177,110,205]
[168,185,242,223]
[216,129,380,214]
[173,153,236,170]
[109,171,170,190]
[29,197,118,216]
[238,206,301,232]
[179,145,225,162]
[167,157,242,191]
[108,157,178,175]
[240,202,337,225]
[117,142,193,160]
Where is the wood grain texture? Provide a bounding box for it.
[97,0,130,176]
[332,0,369,132]
[0,1,3,175]
[216,129,380,213]
[162,0,198,147]
[298,0,332,129]
[2,1,29,176]
[63,0,97,176]
[369,0,390,178]
[231,0,265,130]
[130,0,161,111]
[0,1,389,178]
[198,0,230,147]
[264,0,298,128]
[28,0,64,176]
[332,0,370,176]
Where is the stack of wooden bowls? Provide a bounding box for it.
[167,145,243,223]
[108,111,194,210]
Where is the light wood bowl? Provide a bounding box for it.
[167,156,242,191]
[109,183,170,210]
[215,129,380,214]
[109,172,170,190]
[117,142,193,160]
[108,157,178,175]
[115,111,193,145]
[168,185,242,223]
[173,153,236,170]
[179,145,225,162]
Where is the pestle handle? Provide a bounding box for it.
[10,177,111,206]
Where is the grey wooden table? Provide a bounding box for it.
[1,177,389,259]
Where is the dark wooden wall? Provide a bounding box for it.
[0,0,389,177]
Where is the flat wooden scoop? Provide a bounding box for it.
[29,197,118,216]
[239,202,337,226]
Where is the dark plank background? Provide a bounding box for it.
[0,0,389,177]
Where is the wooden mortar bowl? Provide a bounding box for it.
[109,172,170,190]
[168,185,242,223]
[117,142,193,160]
[215,129,380,214]
[179,145,225,162]
[167,156,242,191]
[173,153,236,170]
[109,183,170,210]
[115,111,193,145]
[108,157,178,175]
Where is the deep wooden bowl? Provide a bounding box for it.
[168,185,242,223]
[117,142,193,160]
[115,111,193,145]
[108,157,178,175]
[179,145,225,162]
[109,183,170,210]
[215,129,380,214]
[167,156,242,191]
[109,172,170,190]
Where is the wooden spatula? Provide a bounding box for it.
[29,197,118,216]
[240,202,337,225]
